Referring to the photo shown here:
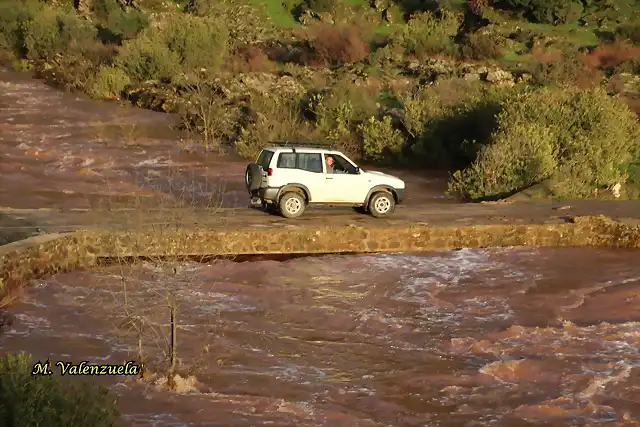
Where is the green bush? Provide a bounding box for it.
[460,32,504,60]
[92,0,121,21]
[529,49,602,87]
[236,92,313,158]
[0,352,119,427]
[106,8,148,40]
[162,14,228,71]
[496,0,583,24]
[449,87,640,200]
[23,7,60,59]
[21,5,97,60]
[88,65,131,99]
[401,80,521,168]
[617,22,640,44]
[357,115,405,161]
[92,0,148,41]
[57,10,99,52]
[116,35,180,81]
[115,14,228,81]
[185,0,275,47]
[0,0,42,55]
[391,10,461,58]
[304,80,380,155]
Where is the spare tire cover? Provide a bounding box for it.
[245,163,263,191]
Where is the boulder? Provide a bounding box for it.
[485,69,513,83]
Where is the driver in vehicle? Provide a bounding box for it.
[325,155,347,173]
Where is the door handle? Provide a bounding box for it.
[326,177,333,180]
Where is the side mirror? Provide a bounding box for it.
[354,166,360,174]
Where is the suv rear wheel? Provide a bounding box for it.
[368,191,395,218]
[279,192,306,218]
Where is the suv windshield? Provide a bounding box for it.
[257,150,274,169]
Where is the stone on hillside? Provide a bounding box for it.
[317,12,335,24]
[227,73,306,97]
[485,69,513,83]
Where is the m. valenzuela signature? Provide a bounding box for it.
[31,360,141,376]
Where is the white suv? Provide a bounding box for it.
[245,142,406,218]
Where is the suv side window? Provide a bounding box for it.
[326,154,357,174]
[277,152,297,169]
[297,153,323,173]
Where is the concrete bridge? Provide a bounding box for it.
[2,200,640,300]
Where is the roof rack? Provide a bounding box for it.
[269,140,334,149]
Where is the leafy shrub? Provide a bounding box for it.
[617,22,640,44]
[162,13,228,71]
[41,54,96,91]
[449,87,640,200]
[116,35,180,81]
[468,0,489,16]
[57,10,99,53]
[178,76,241,151]
[92,0,121,21]
[227,45,275,72]
[305,80,380,156]
[92,0,148,41]
[308,23,369,65]
[392,10,461,58]
[401,80,520,168]
[88,65,131,99]
[116,14,228,81]
[496,0,583,24]
[530,49,602,87]
[615,56,640,74]
[21,5,97,60]
[0,0,42,55]
[357,115,405,161]
[105,9,148,41]
[0,352,119,427]
[235,93,313,158]
[185,0,275,48]
[584,38,640,72]
[23,7,61,59]
[367,41,405,69]
[460,32,503,60]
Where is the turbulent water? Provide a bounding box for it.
[2,247,639,426]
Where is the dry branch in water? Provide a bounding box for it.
[86,165,235,391]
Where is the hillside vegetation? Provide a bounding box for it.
[1,0,639,200]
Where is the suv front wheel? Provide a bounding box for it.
[279,192,306,218]
[368,191,395,218]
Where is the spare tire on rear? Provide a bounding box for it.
[245,163,263,191]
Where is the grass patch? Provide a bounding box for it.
[250,0,299,27]
[343,0,367,6]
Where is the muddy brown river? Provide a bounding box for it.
[2,71,640,426]
[1,248,640,426]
